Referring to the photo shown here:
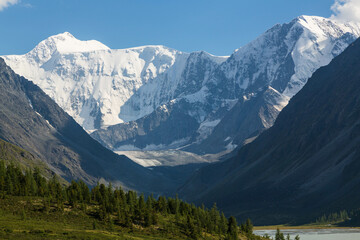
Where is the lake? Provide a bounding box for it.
[254,228,360,240]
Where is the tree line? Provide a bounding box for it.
[0,160,268,239]
[315,210,349,224]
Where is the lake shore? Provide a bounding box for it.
[254,225,360,230]
[254,228,360,240]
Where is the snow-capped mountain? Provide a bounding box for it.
[222,15,360,98]
[184,15,360,154]
[3,32,226,132]
[92,15,360,155]
[3,15,360,156]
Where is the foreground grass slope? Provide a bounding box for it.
[0,196,206,240]
[0,139,55,179]
[0,159,269,240]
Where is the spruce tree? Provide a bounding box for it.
[144,210,151,227]
[227,216,238,240]
[275,228,285,240]
[219,212,228,234]
[186,215,198,239]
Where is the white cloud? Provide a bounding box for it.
[0,0,19,11]
[331,0,360,23]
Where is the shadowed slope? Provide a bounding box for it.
[179,38,360,224]
[0,58,174,193]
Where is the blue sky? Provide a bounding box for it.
[0,0,340,56]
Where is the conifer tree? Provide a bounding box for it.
[186,215,198,239]
[144,210,151,227]
[227,216,238,240]
[275,228,285,240]
[0,160,5,194]
[219,212,228,234]
[242,218,253,235]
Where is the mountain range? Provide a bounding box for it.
[4,16,360,160]
[179,37,360,225]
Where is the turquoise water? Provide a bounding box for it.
[254,229,360,240]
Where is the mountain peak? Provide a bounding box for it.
[43,32,110,54]
[294,15,360,37]
[50,31,76,40]
[295,15,324,21]
[25,32,110,64]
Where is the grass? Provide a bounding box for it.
[0,196,238,240]
[0,139,64,182]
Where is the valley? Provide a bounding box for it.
[1,1,360,239]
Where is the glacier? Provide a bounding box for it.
[3,33,226,131]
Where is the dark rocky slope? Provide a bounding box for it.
[0,58,174,193]
[91,99,200,151]
[184,87,285,154]
[179,38,360,224]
